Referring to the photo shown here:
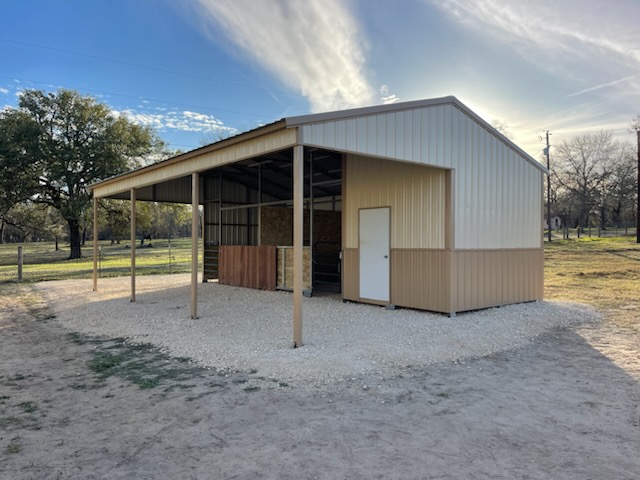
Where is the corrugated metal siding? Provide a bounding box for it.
[342,248,359,301]
[301,105,543,250]
[202,176,262,246]
[451,249,543,312]
[452,114,543,249]
[344,155,445,249]
[301,105,456,168]
[93,128,297,198]
[390,249,451,313]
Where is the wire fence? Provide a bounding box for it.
[545,226,638,241]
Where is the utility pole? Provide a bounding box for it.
[546,130,552,242]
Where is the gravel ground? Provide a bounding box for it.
[37,274,600,387]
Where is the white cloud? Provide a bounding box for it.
[379,85,399,104]
[0,87,9,95]
[114,108,236,135]
[567,75,638,98]
[433,0,640,96]
[192,0,376,112]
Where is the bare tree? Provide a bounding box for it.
[552,131,624,228]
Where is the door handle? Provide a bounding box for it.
[384,255,388,259]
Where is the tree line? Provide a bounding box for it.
[549,129,638,231]
[0,89,191,257]
[1,88,638,258]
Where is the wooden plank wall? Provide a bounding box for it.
[219,246,276,290]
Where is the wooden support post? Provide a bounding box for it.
[92,196,98,292]
[17,246,23,282]
[191,172,199,319]
[293,145,303,347]
[130,188,136,303]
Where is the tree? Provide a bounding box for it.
[0,89,163,258]
[0,109,41,218]
[552,131,624,228]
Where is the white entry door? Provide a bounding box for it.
[359,207,390,302]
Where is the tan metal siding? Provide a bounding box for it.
[390,249,451,313]
[342,248,359,301]
[344,155,446,249]
[92,128,297,198]
[451,249,543,312]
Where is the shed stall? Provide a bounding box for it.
[89,96,546,346]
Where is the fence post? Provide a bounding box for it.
[17,246,23,282]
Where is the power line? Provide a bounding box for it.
[0,74,279,120]
[0,38,297,96]
[0,37,345,108]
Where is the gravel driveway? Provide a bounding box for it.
[37,274,598,387]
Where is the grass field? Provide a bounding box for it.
[0,238,196,283]
[544,236,640,329]
[1,236,638,329]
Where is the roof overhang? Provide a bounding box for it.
[90,119,292,198]
[90,95,547,200]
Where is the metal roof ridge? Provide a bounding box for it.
[284,96,459,127]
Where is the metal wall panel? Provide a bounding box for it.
[202,176,265,247]
[344,155,446,250]
[390,249,451,313]
[342,248,359,301]
[451,249,544,312]
[300,104,544,250]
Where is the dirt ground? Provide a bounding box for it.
[1,285,639,479]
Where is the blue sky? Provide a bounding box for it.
[1,0,639,159]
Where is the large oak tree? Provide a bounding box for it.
[0,89,161,258]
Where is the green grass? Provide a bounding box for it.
[544,236,640,329]
[0,238,198,283]
[80,334,206,390]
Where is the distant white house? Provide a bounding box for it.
[544,215,562,230]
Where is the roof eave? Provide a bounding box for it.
[88,119,288,192]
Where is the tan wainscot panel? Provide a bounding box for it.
[342,249,359,301]
[390,249,452,313]
[451,249,543,313]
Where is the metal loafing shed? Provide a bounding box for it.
[89,96,547,347]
